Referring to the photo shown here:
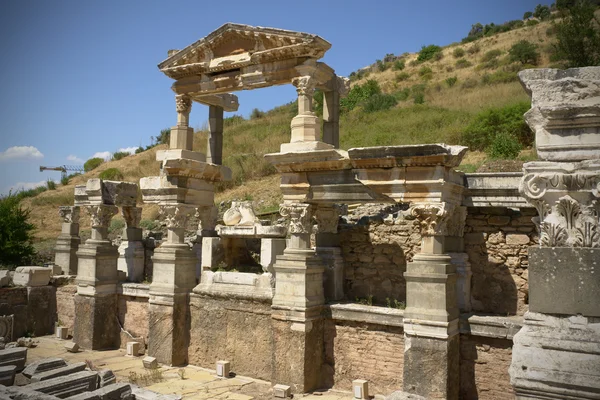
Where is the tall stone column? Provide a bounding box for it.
[445,206,471,312]
[322,77,349,149]
[74,203,120,350]
[170,94,194,150]
[315,204,346,301]
[54,206,81,275]
[272,202,325,393]
[148,204,197,366]
[403,202,460,400]
[117,206,144,282]
[207,105,224,165]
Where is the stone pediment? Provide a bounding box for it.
[158,23,331,79]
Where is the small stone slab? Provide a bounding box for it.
[68,383,132,400]
[98,369,116,387]
[23,357,67,378]
[56,326,69,340]
[26,370,98,398]
[65,342,80,353]
[126,341,140,356]
[0,347,27,371]
[273,384,291,398]
[352,379,369,399]
[0,365,17,386]
[31,361,87,382]
[142,356,157,369]
[216,360,230,378]
[12,267,52,287]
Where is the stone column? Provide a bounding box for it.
[54,206,81,275]
[445,206,471,312]
[207,105,224,165]
[148,204,197,366]
[74,204,120,350]
[271,202,325,393]
[322,90,339,148]
[315,204,346,301]
[170,94,194,150]
[195,205,219,277]
[117,206,144,282]
[403,202,460,400]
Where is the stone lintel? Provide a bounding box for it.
[193,93,239,112]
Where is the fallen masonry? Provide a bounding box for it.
[30,362,87,382]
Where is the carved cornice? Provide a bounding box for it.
[175,94,192,114]
[160,205,195,230]
[409,202,455,236]
[279,203,313,234]
[59,206,80,224]
[86,205,118,228]
[121,206,142,228]
[314,204,347,234]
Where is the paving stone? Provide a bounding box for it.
[23,358,68,378]
[26,370,99,398]
[0,364,17,386]
[31,361,87,382]
[131,385,182,400]
[0,347,28,371]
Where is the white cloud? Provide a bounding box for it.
[0,146,44,162]
[10,180,47,191]
[92,151,112,160]
[66,155,84,164]
[117,146,138,154]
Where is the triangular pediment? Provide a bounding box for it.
[158,23,331,79]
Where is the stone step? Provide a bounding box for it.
[23,357,68,378]
[0,365,17,386]
[31,362,87,382]
[26,370,98,398]
[0,347,28,371]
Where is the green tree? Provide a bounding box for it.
[555,0,600,67]
[153,128,171,146]
[523,11,534,19]
[509,40,540,65]
[534,4,552,20]
[417,45,443,62]
[84,157,104,172]
[0,193,36,269]
[556,0,577,9]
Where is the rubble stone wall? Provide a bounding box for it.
[0,286,57,338]
[188,295,273,381]
[118,295,149,345]
[0,287,29,338]
[465,207,537,315]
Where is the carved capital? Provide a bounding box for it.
[86,205,118,228]
[409,202,455,236]
[279,203,314,234]
[159,205,195,230]
[175,94,192,114]
[59,206,80,224]
[314,204,347,234]
[291,76,317,97]
[196,206,218,232]
[121,206,142,228]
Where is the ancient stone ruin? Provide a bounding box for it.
[1,24,598,400]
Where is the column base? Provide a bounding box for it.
[73,293,119,350]
[148,293,190,366]
[509,312,600,399]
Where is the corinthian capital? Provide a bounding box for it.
[175,94,192,114]
[291,76,317,97]
[314,204,347,234]
[409,202,455,236]
[87,205,118,228]
[279,203,314,234]
[121,206,142,228]
[59,206,80,224]
[196,206,218,232]
[160,205,195,229]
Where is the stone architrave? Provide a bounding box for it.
[402,202,460,400]
[54,206,81,275]
[117,206,145,282]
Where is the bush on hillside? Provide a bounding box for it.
[417,45,443,62]
[394,88,411,101]
[362,93,398,113]
[395,72,410,81]
[527,19,540,26]
[112,151,129,161]
[445,76,458,87]
[46,180,56,190]
[0,193,36,269]
[461,78,479,89]
[555,0,600,67]
[152,128,171,146]
[524,11,533,19]
[453,48,465,58]
[135,146,144,154]
[99,168,124,181]
[61,176,70,186]
[224,115,245,127]
[109,218,125,234]
[84,157,104,172]
[418,66,432,76]
[482,70,519,85]
[488,132,523,159]
[481,49,503,62]
[250,108,265,119]
[383,53,396,63]
[376,60,389,72]
[455,58,472,69]
[467,44,481,54]
[393,60,405,71]
[340,79,381,113]
[509,40,539,65]
[534,4,551,20]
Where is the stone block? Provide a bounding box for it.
[201,237,223,270]
[260,238,286,275]
[56,326,68,340]
[0,365,16,386]
[98,369,116,387]
[126,342,141,356]
[273,384,291,398]
[0,269,11,287]
[216,360,230,377]
[488,216,511,226]
[68,382,132,400]
[12,267,51,287]
[65,342,80,353]
[0,347,27,371]
[47,264,62,275]
[31,361,86,382]
[22,357,67,378]
[352,379,369,399]
[26,370,99,398]
[143,356,158,369]
[86,179,137,207]
[27,286,57,337]
[505,233,530,245]
[131,386,182,400]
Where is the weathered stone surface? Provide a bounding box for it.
[0,385,61,400]
[0,364,17,386]
[0,315,14,342]
[273,384,291,398]
[26,286,57,337]
[126,342,140,356]
[65,342,79,353]
[98,369,116,387]
[529,247,600,317]
[386,392,426,400]
[22,357,67,378]
[12,267,51,287]
[26,370,98,398]
[30,361,86,382]
[505,233,530,245]
[73,294,119,350]
[56,327,68,340]
[147,296,189,366]
[68,382,132,400]
[86,179,137,207]
[0,347,27,371]
[0,269,11,287]
[142,356,157,369]
[130,385,182,400]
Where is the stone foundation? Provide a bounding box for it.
[148,294,190,366]
[73,294,119,350]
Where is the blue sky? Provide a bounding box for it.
[0,0,550,194]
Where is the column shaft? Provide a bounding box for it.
[207,105,224,165]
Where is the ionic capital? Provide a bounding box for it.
[121,206,142,228]
[314,204,347,234]
[279,203,314,234]
[59,206,80,224]
[86,205,118,229]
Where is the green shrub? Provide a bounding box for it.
[152,128,170,146]
[46,180,56,190]
[534,4,551,20]
[395,72,410,81]
[554,0,600,67]
[0,193,36,269]
[482,70,519,85]
[376,59,389,72]
[135,146,144,154]
[488,132,523,159]
[250,108,265,119]
[362,93,398,113]
[112,151,129,161]
[394,88,411,101]
[224,115,245,127]
[524,11,533,19]
[413,92,425,104]
[417,44,443,62]
[108,218,125,234]
[467,44,481,54]
[393,60,405,71]
[461,78,479,89]
[526,19,540,26]
[452,48,465,58]
[509,40,539,65]
[481,49,503,62]
[418,66,432,76]
[98,168,124,180]
[84,157,104,172]
[60,176,70,186]
[340,79,381,113]
[445,76,458,87]
[433,51,444,61]
[140,219,160,231]
[455,58,472,69]
[480,58,500,70]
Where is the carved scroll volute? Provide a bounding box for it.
[279,203,314,235]
[59,206,80,224]
[314,204,347,234]
[409,202,454,237]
